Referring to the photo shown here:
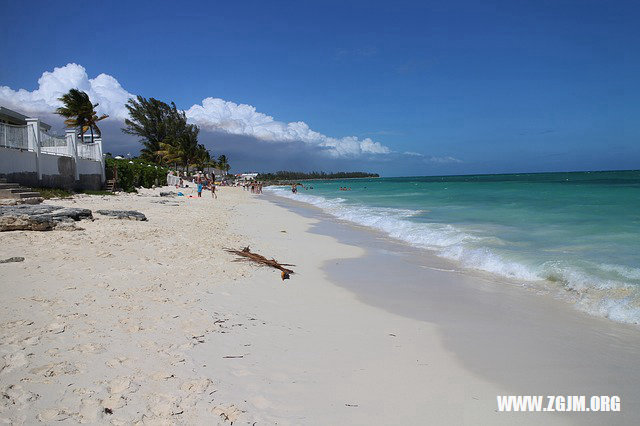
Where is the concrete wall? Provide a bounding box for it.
[0,146,103,190]
[0,146,38,186]
[77,158,104,190]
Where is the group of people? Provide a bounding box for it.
[243,182,263,194]
[291,184,314,193]
[195,176,217,198]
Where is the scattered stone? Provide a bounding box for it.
[0,256,25,263]
[0,214,54,231]
[96,210,147,221]
[51,208,92,221]
[152,200,179,206]
[0,205,93,231]
[0,197,43,206]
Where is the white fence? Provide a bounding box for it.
[0,122,29,150]
[39,130,70,156]
[0,121,103,161]
[0,117,105,189]
[77,142,101,160]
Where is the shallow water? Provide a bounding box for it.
[265,170,640,324]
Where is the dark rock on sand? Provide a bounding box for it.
[96,210,147,221]
[0,257,25,263]
[0,214,55,231]
[0,205,93,232]
[51,208,93,221]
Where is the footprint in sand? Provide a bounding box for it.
[106,357,131,368]
[151,371,175,381]
[102,394,127,410]
[180,378,212,394]
[28,361,81,379]
[0,352,28,375]
[146,393,183,418]
[211,404,245,424]
[46,322,66,334]
[0,384,39,421]
[77,398,103,424]
[37,408,72,422]
[107,377,139,395]
[72,343,106,354]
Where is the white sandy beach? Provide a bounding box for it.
[0,185,525,425]
[0,185,595,424]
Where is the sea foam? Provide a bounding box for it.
[265,186,640,325]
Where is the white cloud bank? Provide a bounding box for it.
[186,98,389,157]
[0,63,132,121]
[0,63,392,158]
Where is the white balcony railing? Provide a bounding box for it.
[0,122,29,150]
[77,142,102,161]
[39,130,69,156]
[1,121,104,163]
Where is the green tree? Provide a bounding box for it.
[122,96,180,163]
[193,145,212,171]
[56,89,108,143]
[217,155,230,174]
[157,123,200,173]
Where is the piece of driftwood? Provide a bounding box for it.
[224,246,294,280]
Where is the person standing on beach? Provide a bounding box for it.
[197,180,203,197]
[211,181,217,199]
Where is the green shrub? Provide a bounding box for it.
[105,158,168,192]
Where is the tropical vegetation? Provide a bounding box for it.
[55,89,109,143]
[105,157,169,192]
[122,95,228,173]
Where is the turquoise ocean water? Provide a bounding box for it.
[265,170,640,324]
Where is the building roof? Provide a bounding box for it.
[0,106,52,131]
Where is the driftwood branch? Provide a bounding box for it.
[224,246,295,280]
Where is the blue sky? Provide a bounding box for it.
[1,0,639,175]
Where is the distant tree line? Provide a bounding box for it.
[256,171,379,181]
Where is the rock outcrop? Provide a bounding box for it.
[0,205,93,232]
[95,210,147,221]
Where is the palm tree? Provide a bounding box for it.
[56,89,108,144]
[157,123,200,174]
[217,155,230,175]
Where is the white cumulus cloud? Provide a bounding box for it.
[1,63,392,158]
[426,156,463,164]
[0,63,132,120]
[185,97,390,157]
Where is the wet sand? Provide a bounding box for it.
[265,192,640,425]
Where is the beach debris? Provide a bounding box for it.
[345,404,359,407]
[0,256,25,263]
[224,246,294,280]
[96,210,147,221]
[0,204,93,231]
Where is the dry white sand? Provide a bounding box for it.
[1,186,561,424]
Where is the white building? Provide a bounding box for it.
[0,106,105,190]
[237,173,258,181]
